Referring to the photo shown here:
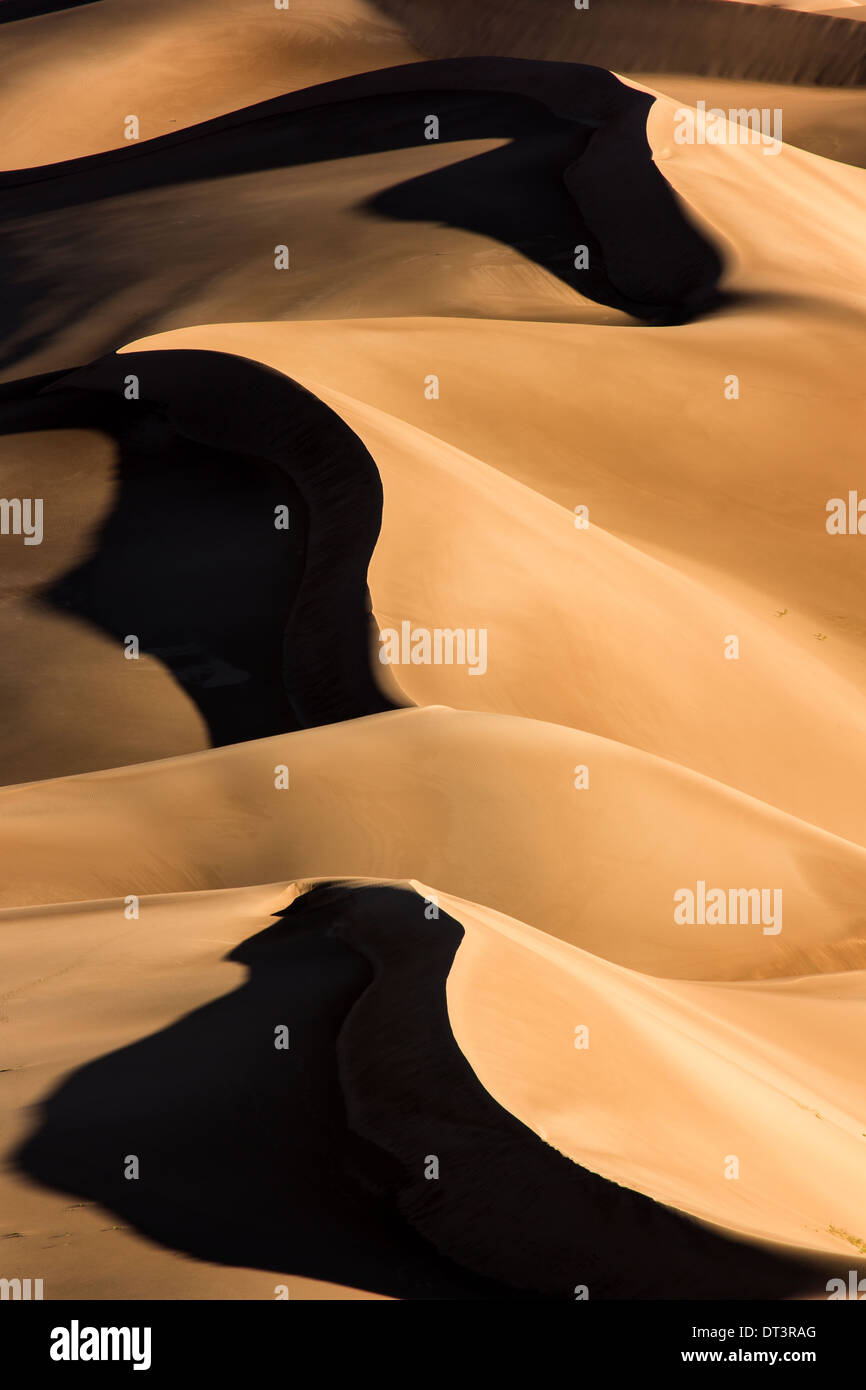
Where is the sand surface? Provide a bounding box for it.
[1,0,864,1299]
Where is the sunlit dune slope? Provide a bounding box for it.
[0,0,423,169]
[119,78,866,843]
[423,881,866,1260]
[2,706,866,983]
[2,874,863,1301]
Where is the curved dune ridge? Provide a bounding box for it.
[0,57,726,385]
[5,869,865,1297]
[3,0,864,173]
[48,349,401,733]
[0,0,425,169]
[374,0,866,85]
[0,351,402,782]
[327,879,861,1291]
[1,0,865,1302]
[5,706,866,985]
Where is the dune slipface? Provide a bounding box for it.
[10,875,858,1299]
[0,349,401,781]
[0,57,725,383]
[1,0,865,1321]
[11,886,516,1301]
[324,881,830,1299]
[44,350,403,733]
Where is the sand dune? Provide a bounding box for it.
[2,0,864,1306]
[0,351,399,783]
[375,0,866,85]
[3,706,866,984]
[106,323,866,849]
[0,0,423,169]
[324,879,833,1295]
[6,0,862,179]
[3,872,862,1297]
[0,58,728,384]
[633,74,866,166]
[108,73,866,843]
[0,879,400,1299]
[436,882,866,1259]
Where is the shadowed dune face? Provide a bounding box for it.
[13,880,830,1300]
[0,0,100,20]
[374,0,866,84]
[0,59,725,380]
[12,891,522,1301]
[0,351,401,782]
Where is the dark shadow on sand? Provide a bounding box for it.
[13,893,529,1300]
[0,351,401,746]
[16,881,834,1300]
[0,59,724,375]
[0,0,101,22]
